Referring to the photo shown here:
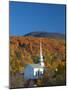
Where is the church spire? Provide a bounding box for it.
[40,42,43,61]
[39,41,45,67]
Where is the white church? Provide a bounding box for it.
[24,42,45,80]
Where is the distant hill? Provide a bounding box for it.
[24,32,65,39]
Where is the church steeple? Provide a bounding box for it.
[39,42,45,67]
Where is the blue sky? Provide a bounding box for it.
[10,1,66,36]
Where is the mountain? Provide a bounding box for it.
[24,32,65,39]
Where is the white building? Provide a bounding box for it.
[24,42,45,80]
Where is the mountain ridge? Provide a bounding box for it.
[24,31,65,39]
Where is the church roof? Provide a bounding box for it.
[29,64,43,68]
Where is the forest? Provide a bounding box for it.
[10,36,66,88]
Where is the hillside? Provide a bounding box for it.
[25,32,65,39]
[10,36,66,88]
